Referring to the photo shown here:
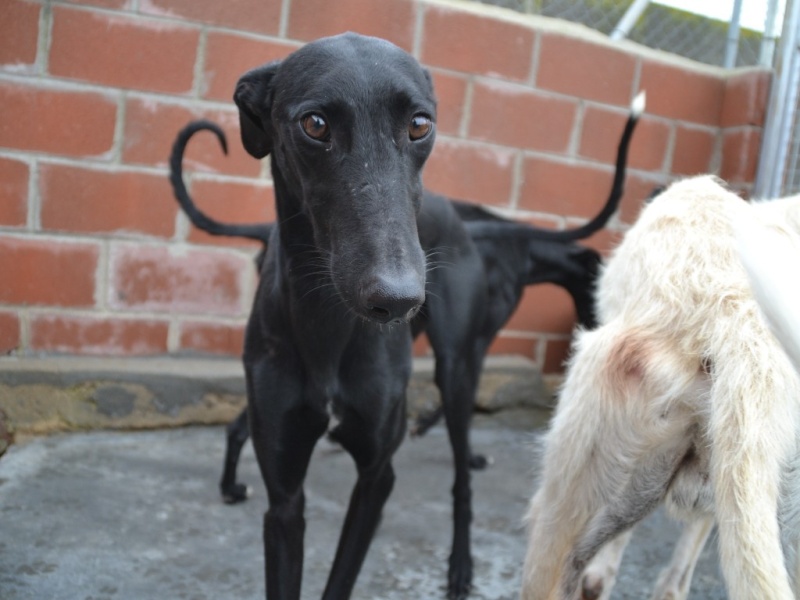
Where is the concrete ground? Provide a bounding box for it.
[0,410,726,600]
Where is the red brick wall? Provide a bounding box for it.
[0,0,771,373]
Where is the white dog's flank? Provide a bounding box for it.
[521,176,800,600]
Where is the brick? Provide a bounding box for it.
[672,126,717,176]
[30,314,168,355]
[202,33,299,102]
[469,80,576,152]
[49,7,199,94]
[421,6,535,81]
[579,107,670,171]
[639,60,725,126]
[62,0,129,7]
[187,180,275,247]
[0,82,116,157]
[519,157,619,218]
[537,34,636,106]
[423,138,515,206]
[287,0,416,51]
[721,68,771,127]
[543,337,572,374]
[110,244,249,315]
[0,312,21,354]
[0,157,28,227]
[580,227,624,259]
[123,98,260,177]
[0,237,99,307]
[39,164,177,237]
[488,335,537,361]
[0,0,40,70]
[179,321,245,356]
[430,70,468,136]
[504,284,576,335]
[720,128,761,184]
[617,173,664,225]
[141,0,281,35]
[412,333,431,357]
[514,213,564,231]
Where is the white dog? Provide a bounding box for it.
[521,175,800,600]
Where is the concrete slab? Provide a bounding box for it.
[0,356,551,438]
[0,414,726,599]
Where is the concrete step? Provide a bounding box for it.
[0,355,556,451]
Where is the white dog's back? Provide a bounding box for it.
[735,203,800,372]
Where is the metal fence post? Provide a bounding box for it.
[755,0,800,198]
[609,0,650,41]
[724,0,744,68]
[760,0,784,66]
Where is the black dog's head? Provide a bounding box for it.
[234,33,436,324]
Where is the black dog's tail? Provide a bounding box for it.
[464,91,646,242]
[169,120,273,245]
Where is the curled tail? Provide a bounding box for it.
[169,120,273,245]
[465,91,646,243]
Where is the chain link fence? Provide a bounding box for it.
[471,0,766,67]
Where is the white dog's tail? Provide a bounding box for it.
[735,214,800,372]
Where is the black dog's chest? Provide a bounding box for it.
[260,281,412,402]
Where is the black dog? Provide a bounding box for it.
[173,101,644,452]
[170,34,642,599]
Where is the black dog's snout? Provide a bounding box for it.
[363,275,425,324]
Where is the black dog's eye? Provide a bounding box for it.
[301,113,330,141]
[408,114,433,141]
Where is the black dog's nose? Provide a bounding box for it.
[363,275,425,324]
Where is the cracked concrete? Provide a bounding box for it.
[0,414,726,599]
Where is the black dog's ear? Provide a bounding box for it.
[234,60,280,159]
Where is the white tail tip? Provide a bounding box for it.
[631,91,646,117]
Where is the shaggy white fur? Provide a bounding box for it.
[521,176,800,600]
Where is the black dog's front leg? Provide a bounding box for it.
[323,459,397,598]
[322,398,407,599]
[247,357,328,600]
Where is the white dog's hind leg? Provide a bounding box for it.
[650,516,714,600]
[707,333,798,599]
[579,515,713,600]
[521,326,698,600]
[579,530,633,600]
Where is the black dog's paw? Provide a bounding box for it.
[409,407,443,437]
[446,577,472,599]
[447,553,473,600]
[221,482,252,504]
[468,453,493,470]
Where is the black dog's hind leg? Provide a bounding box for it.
[220,408,252,503]
[436,349,484,599]
[412,405,488,470]
[247,357,328,600]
